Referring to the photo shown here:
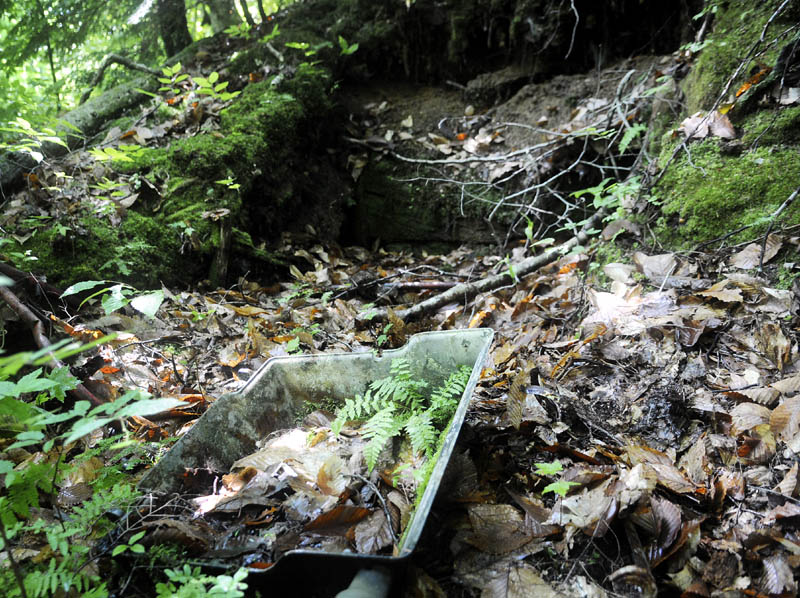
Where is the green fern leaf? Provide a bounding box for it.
[405,412,437,455]
[362,405,396,471]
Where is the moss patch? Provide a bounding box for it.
[21,211,190,288]
[654,140,800,246]
[48,65,338,288]
[739,105,800,146]
[680,0,799,113]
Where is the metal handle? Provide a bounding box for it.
[335,568,391,598]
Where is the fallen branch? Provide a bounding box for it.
[0,261,79,308]
[369,209,607,323]
[0,285,104,406]
[79,53,161,105]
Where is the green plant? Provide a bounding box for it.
[61,280,164,318]
[193,72,240,102]
[224,22,251,38]
[0,117,68,163]
[337,35,359,56]
[0,342,184,597]
[155,564,248,598]
[215,177,241,191]
[331,359,471,472]
[157,62,190,96]
[376,322,392,348]
[88,144,145,163]
[534,460,579,498]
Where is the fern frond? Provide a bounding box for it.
[362,405,396,471]
[428,365,470,426]
[405,412,437,455]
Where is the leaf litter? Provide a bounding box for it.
[18,227,796,597]
[5,52,800,596]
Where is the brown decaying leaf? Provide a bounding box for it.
[730,402,772,435]
[467,504,534,555]
[773,462,799,497]
[506,369,526,430]
[770,396,800,443]
[760,555,796,596]
[679,110,735,139]
[729,234,782,269]
[141,519,213,554]
[481,563,560,598]
[56,482,93,507]
[771,375,800,395]
[354,510,393,554]
[753,321,791,371]
[304,505,371,535]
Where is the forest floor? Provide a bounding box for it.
[3,30,800,598]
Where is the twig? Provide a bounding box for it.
[79,54,161,104]
[759,185,800,270]
[0,285,105,406]
[351,473,398,544]
[264,42,284,63]
[369,208,607,323]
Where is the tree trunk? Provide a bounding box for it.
[202,0,242,33]
[237,0,256,26]
[155,0,194,57]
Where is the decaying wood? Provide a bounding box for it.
[369,209,607,323]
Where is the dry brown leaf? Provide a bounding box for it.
[482,563,560,598]
[679,110,735,139]
[305,505,371,535]
[467,504,534,554]
[771,375,800,395]
[729,235,782,269]
[647,462,698,494]
[354,510,393,554]
[141,519,213,554]
[633,252,677,279]
[737,424,776,464]
[756,322,791,371]
[763,499,800,525]
[645,496,682,566]
[678,436,710,485]
[773,462,799,497]
[735,387,780,406]
[506,370,526,430]
[760,555,796,596]
[697,280,743,303]
[730,402,772,435]
[770,396,800,451]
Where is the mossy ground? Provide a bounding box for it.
[20,63,336,289]
[654,140,800,247]
[21,211,188,288]
[680,0,800,113]
[650,1,800,253]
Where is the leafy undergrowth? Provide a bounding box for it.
[3,226,800,597]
